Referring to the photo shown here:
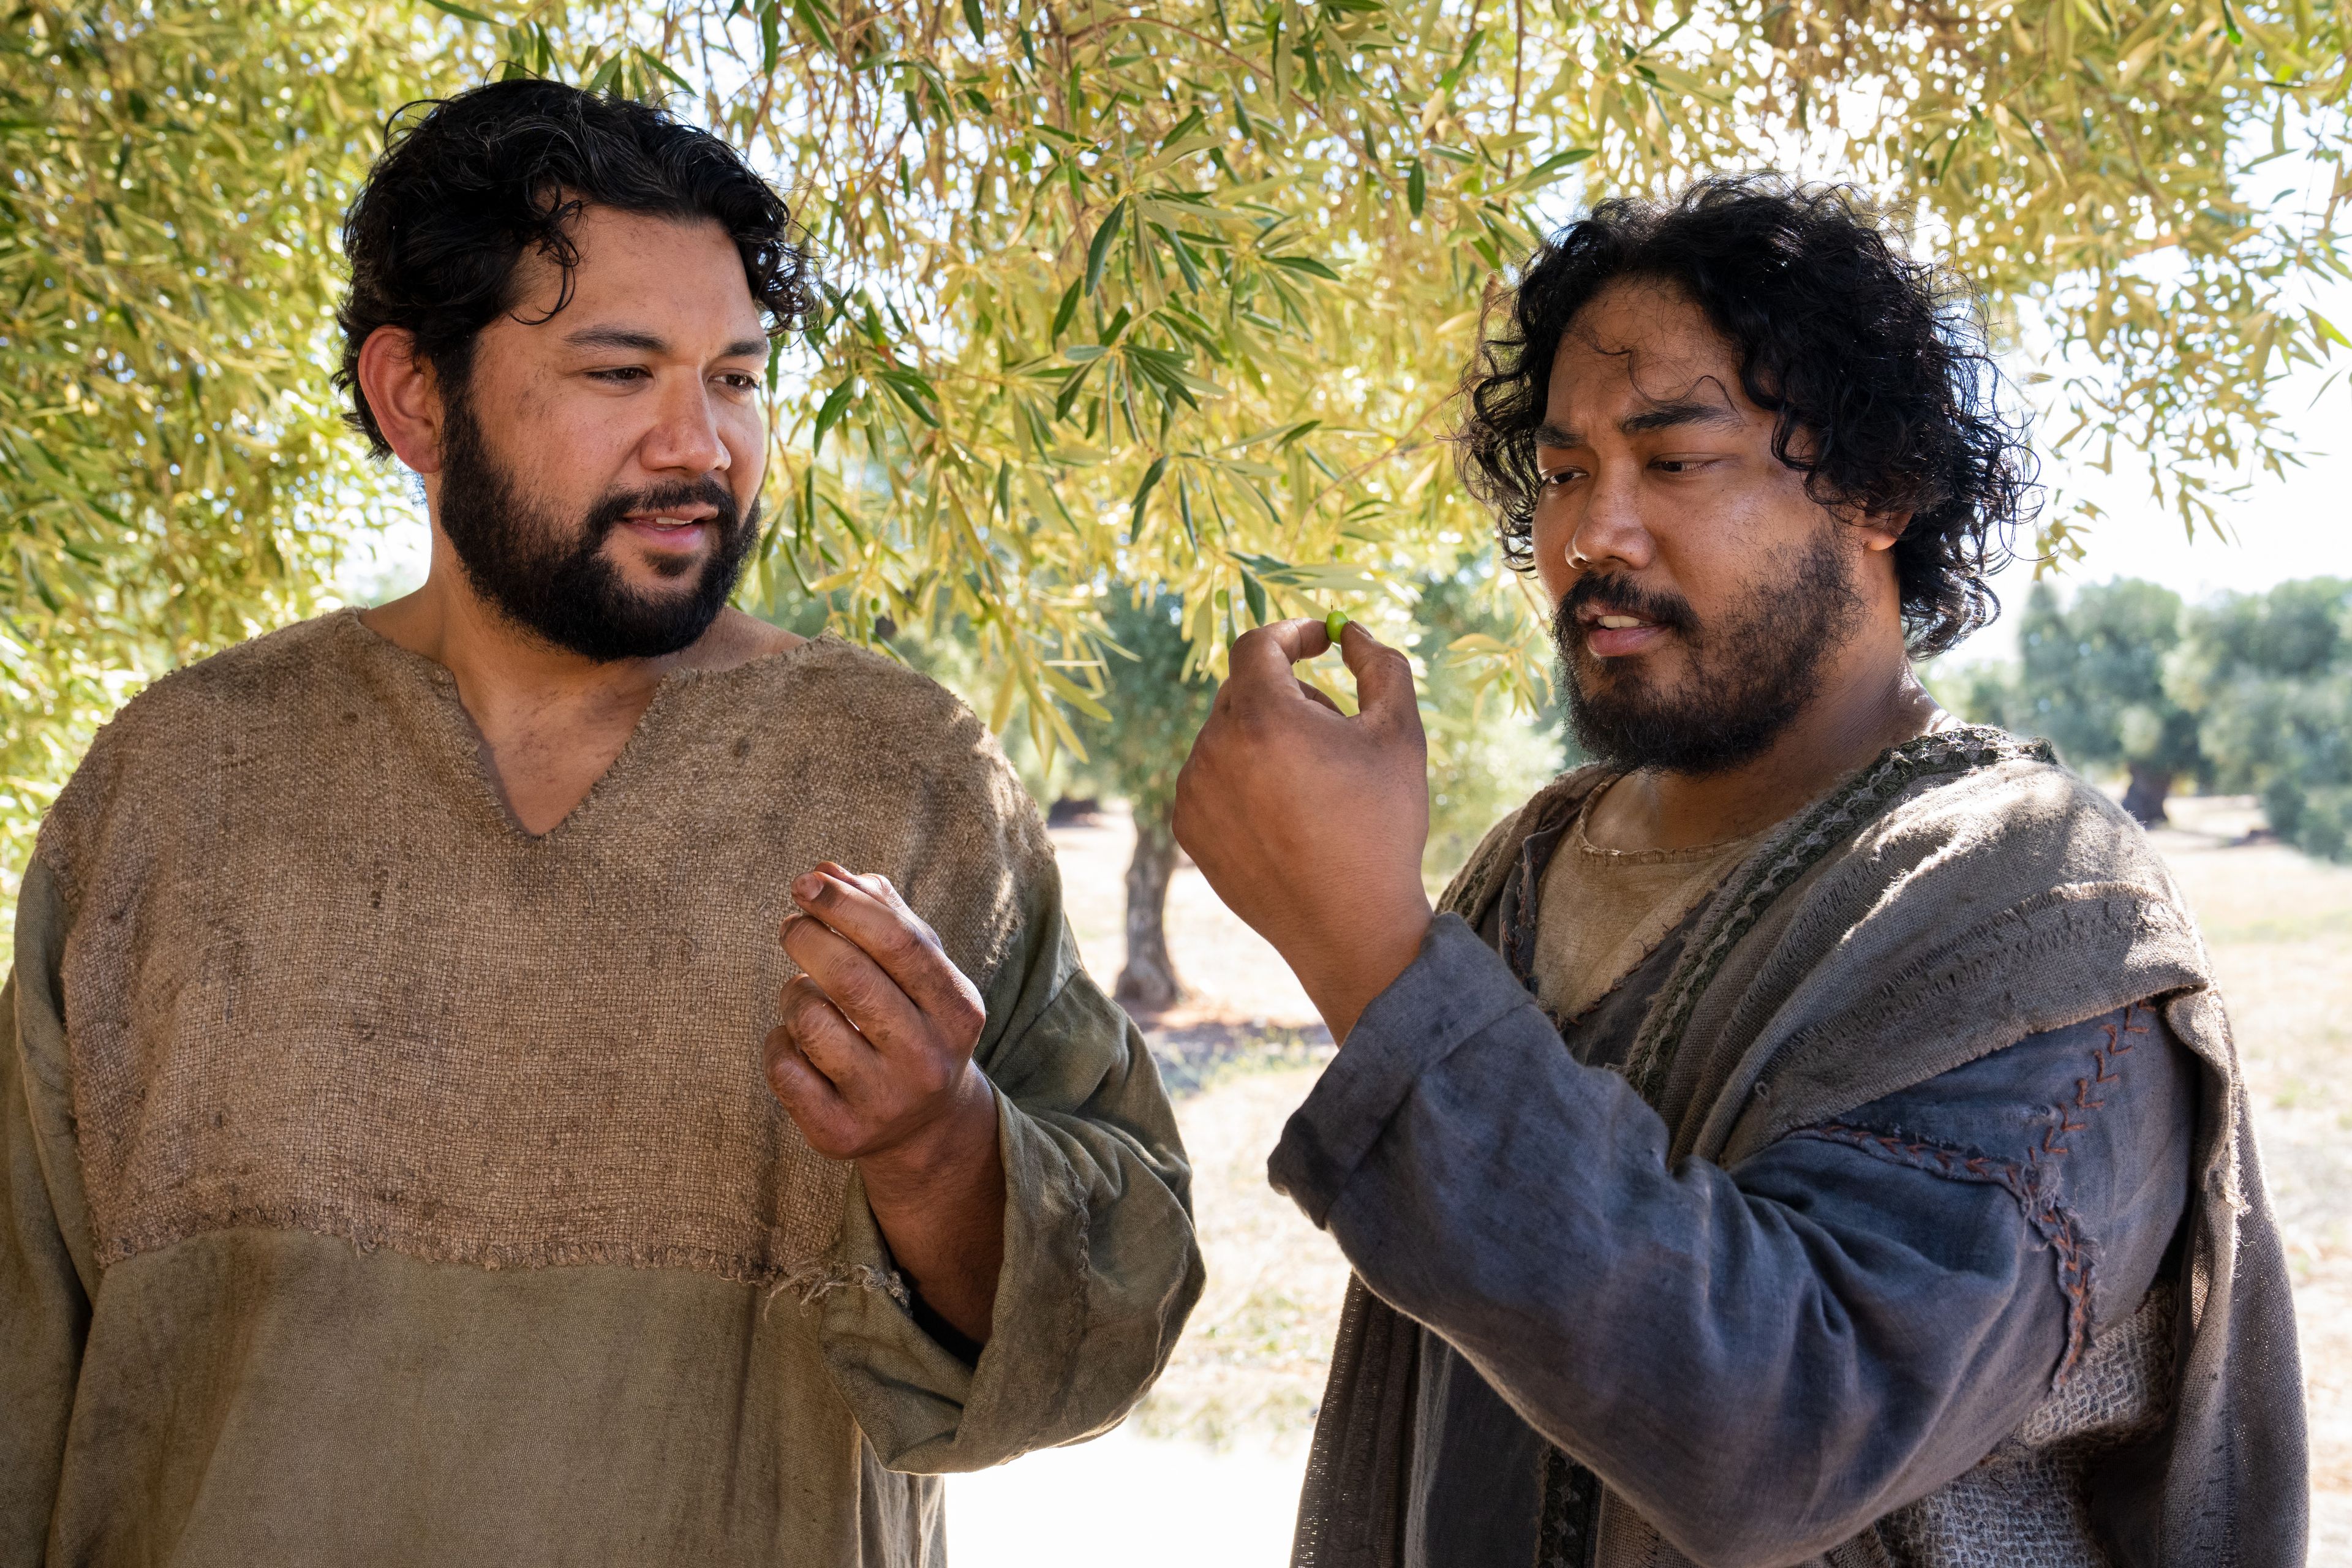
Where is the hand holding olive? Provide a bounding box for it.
[1172,617,1433,1042]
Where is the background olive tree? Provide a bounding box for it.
[1958,578,2206,824]
[6,0,2347,903]
[1068,586,1219,1010]
[2174,578,2352,857]
[1062,564,1567,1011]
[1958,575,2352,858]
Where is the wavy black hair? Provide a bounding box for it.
[336,78,816,454]
[1455,176,2037,657]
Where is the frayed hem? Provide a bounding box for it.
[766,1257,910,1313]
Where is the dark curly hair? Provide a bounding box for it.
[1455,176,2037,657]
[336,78,816,454]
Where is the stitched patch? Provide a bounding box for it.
[1795,1120,2096,1383]
[1790,1003,2150,1386]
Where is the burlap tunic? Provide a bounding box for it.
[1,610,1204,1566]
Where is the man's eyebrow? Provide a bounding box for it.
[1533,421,1580,448]
[1618,400,1741,435]
[564,326,668,353]
[562,326,770,361]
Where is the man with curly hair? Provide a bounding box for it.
[0,79,1200,1564]
[1176,179,2302,1567]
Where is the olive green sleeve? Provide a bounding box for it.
[3,858,96,1561]
[812,850,1205,1473]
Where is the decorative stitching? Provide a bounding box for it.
[1621,727,2053,1107]
[1792,1121,2095,1386]
[1789,1003,2149,1389]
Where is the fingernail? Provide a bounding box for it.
[793,872,824,901]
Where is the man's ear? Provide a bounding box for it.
[355,326,447,475]
[1858,510,1911,552]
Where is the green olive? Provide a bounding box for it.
[1324,610,1349,646]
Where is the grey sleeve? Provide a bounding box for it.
[2,858,96,1564]
[1271,914,2192,1565]
[815,851,1205,1473]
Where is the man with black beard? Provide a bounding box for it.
[1175,181,2302,1567]
[1,81,1200,1566]
[431,392,761,663]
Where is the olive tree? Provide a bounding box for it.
[7,0,2348,903]
[1067,586,1218,1009]
[460,0,2349,722]
[2173,577,2352,856]
[1963,578,2206,823]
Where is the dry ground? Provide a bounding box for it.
[947,799,2352,1563]
[1039,810,1350,1449]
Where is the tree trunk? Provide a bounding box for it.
[2121,763,2174,827]
[1114,805,1185,1012]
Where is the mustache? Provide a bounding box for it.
[1555,573,1702,641]
[582,476,743,540]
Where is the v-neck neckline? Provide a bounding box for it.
[337,609,831,846]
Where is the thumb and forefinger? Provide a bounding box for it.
[1330,619,1419,727]
[1226,616,1418,725]
[786,865,978,1027]
[1224,616,1335,690]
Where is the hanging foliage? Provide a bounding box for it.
[429,0,2347,753]
[1,1,479,891]
[3,0,2346,887]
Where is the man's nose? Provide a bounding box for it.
[1569,463,1653,572]
[640,375,730,477]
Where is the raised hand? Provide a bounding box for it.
[1172,617,1435,1043]
[765,864,1005,1342]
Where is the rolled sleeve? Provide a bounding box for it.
[816,859,1204,1474]
[1270,914,1536,1226]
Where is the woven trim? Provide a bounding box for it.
[1620,726,2054,1107]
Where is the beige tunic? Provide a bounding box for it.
[1529,780,1763,1022]
[1,610,1204,1566]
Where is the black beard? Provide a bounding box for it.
[1554,529,1866,776]
[433,393,759,663]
